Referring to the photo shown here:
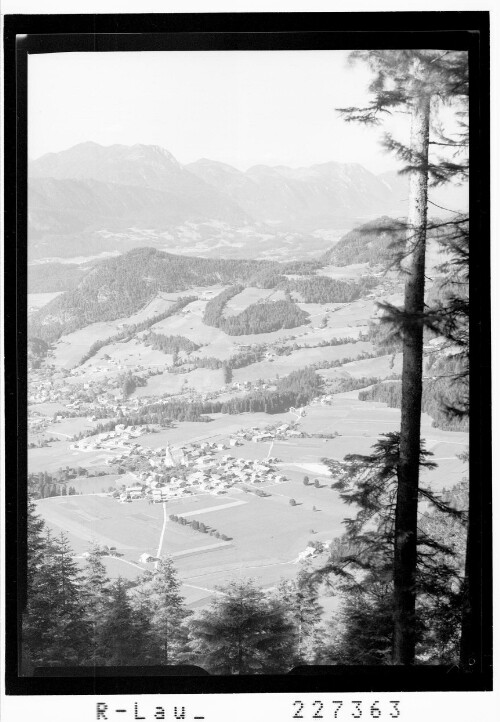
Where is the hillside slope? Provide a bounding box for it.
[28,248,319,341]
[322,216,407,267]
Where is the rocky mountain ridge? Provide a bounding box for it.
[29,142,467,262]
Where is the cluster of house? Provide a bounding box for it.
[28,365,155,417]
[109,436,288,503]
[316,394,340,406]
[28,416,49,432]
[228,378,275,392]
[70,424,149,452]
[28,371,74,405]
[234,422,302,443]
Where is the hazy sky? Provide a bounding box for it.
[29,50,414,174]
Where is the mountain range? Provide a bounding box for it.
[29,142,467,262]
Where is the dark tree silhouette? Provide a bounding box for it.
[339,49,468,664]
[187,579,294,674]
[318,433,466,664]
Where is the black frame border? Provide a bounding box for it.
[3,11,492,696]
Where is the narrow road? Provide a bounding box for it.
[155,502,168,567]
[104,556,144,571]
[182,582,227,596]
[75,554,145,571]
[266,440,274,459]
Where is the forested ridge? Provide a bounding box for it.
[322,216,407,267]
[203,285,312,335]
[28,243,381,344]
[77,297,197,365]
[201,276,378,335]
[144,333,200,356]
[219,300,310,336]
[203,285,244,327]
[28,249,319,342]
[288,275,378,303]
[29,262,89,293]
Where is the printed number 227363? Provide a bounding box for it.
[292,700,401,719]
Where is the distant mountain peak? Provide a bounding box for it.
[30,141,183,175]
[127,143,181,164]
[189,157,240,171]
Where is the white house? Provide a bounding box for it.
[139,553,156,564]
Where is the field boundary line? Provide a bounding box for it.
[170,541,231,558]
[179,500,247,517]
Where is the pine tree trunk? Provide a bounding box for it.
[393,64,430,665]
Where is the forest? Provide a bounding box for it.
[202,285,244,327]
[220,300,310,336]
[288,275,378,304]
[203,286,310,335]
[28,242,381,344]
[322,216,407,267]
[77,297,196,366]
[28,250,321,342]
[144,332,200,356]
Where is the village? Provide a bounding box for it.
[66,420,307,503]
[27,354,280,439]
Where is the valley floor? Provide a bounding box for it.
[32,393,468,609]
[28,265,468,613]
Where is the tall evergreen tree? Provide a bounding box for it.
[23,531,91,667]
[423,224,472,667]
[130,556,190,665]
[277,567,324,665]
[319,433,465,663]
[320,579,394,665]
[97,577,149,666]
[339,49,468,663]
[187,579,294,674]
[22,496,48,672]
[26,495,46,596]
[81,543,111,665]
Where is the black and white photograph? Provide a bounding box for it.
[2,10,492,709]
